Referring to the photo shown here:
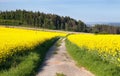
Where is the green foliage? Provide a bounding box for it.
[0,37,59,76]
[92,24,120,34]
[65,39,120,76]
[1,10,120,34]
[0,19,23,26]
[0,10,86,32]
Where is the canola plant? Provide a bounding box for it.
[68,34,120,65]
[0,26,66,63]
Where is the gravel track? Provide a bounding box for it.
[36,38,94,76]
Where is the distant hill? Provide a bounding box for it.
[1,9,120,34]
[0,10,86,32]
[86,22,120,26]
[108,23,120,26]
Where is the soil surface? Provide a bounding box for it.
[36,38,94,76]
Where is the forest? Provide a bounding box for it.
[0,9,120,34]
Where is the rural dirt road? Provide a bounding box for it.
[36,38,94,76]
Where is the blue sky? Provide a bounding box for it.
[0,0,120,23]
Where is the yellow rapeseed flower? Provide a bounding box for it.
[0,26,66,62]
[68,34,120,64]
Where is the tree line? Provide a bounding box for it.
[0,10,120,34]
[90,24,120,34]
[0,10,87,32]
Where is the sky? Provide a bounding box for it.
[0,0,120,23]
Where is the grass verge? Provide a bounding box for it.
[56,73,66,76]
[65,39,120,76]
[0,37,59,76]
